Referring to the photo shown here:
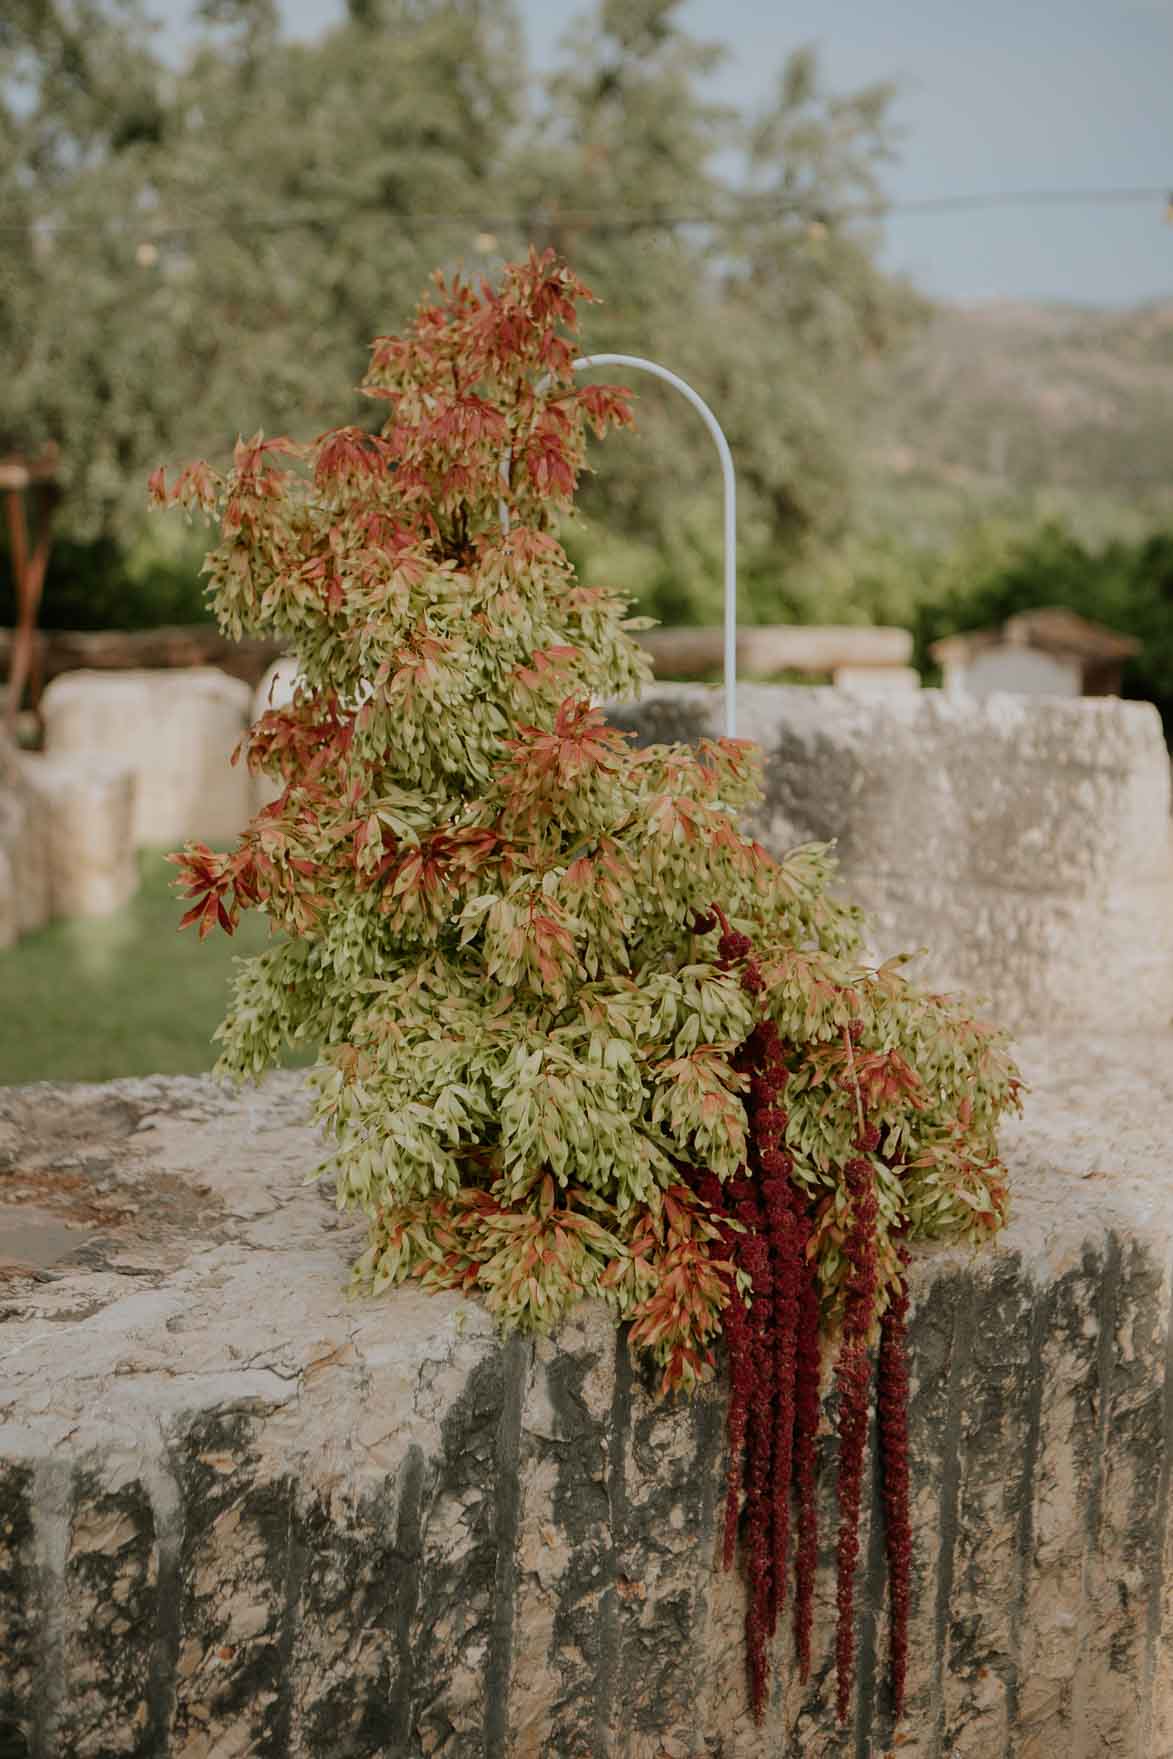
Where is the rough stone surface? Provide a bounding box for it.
[0,1043,1170,1758]
[40,668,253,850]
[19,753,139,920]
[607,684,1173,1033]
[0,735,50,950]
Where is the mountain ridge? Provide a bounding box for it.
[862,293,1173,541]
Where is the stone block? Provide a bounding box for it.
[0,1044,1169,1756]
[0,1459,37,1755]
[833,664,921,696]
[58,1465,160,1756]
[0,733,51,948]
[606,684,1173,1033]
[40,668,253,849]
[638,626,913,680]
[20,755,138,920]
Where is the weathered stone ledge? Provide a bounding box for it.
[608,686,1173,1036]
[1,1035,1171,1757]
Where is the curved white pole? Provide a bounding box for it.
[498,353,738,739]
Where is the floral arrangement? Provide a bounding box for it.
[156,250,1022,1725]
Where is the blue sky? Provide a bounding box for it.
[150,0,1173,306]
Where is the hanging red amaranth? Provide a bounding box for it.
[790,1214,822,1681]
[703,909,908,1729]
[747,1028,801,1645]
[729,1167,774,1713]
[716,912,779,1714]
[832,1153,880,1722]
[708,912,824,1721]
[877,1248,913,1719]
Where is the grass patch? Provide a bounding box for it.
[0,850,315,1086]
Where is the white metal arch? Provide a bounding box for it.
[499,353,738,738]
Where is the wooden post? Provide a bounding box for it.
[2,446,59,736]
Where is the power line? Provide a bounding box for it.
[883,184,1171,215]
[0,183,1170,242]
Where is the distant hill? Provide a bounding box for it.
[860,297,1173,545]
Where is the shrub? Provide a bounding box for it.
[160,251,1021,1726]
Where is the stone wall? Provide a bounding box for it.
[3,662,254,943]
[607,685,1173,1034]
[40,668,253,849]
[20,756,138,920]
[0,735,50,950]
[0,733,140,939]
[1,1043,1170,1757]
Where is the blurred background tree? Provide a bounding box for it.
[1,0,520,542]
[519,2,921,624]
[1,0,919,624]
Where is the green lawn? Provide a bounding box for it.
[0,851,313,1086]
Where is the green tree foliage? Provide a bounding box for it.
[510,3,922,622]
[2,0,917,630]
[1,0,521,539]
